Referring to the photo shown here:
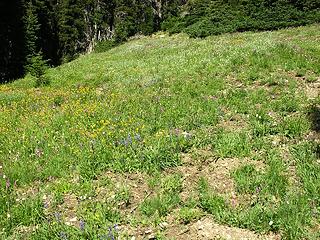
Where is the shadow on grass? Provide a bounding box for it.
[308,105,320,132]
[307,105,320,157]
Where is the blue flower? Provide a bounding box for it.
[134,133,142,141]
[108,226,115,240]
[79,220,85,231]
[59,232,67,240]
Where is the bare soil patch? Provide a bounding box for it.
[165,217,280,240]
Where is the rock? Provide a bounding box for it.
[159,222,168,229]
[148,234,156,239]
[69,217,77,222]
[179,227,189,235]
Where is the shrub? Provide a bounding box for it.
[26,52,50,87]
[94,40,118,53]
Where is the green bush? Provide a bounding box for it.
[94,40,118,53]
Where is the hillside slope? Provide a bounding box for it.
[1,24,320,239]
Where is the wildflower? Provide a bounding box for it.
[54,212,61,222]
[231,195,237,208]
[134,133,141,141]
[182,131,192,140]
[79,220,85,231]
[59,232,68,240]
[127,133,132,144]
[256,187,261,194]
[43,202,49,209]
[114,224,119,232]
[35,148,44,158]
[108,226,115,240]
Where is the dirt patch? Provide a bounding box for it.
[58,194,79,227]
[217,114,249,132]
[9,225,38,239]
[165,217,280,240]
[96,171,152,213]
[286,71,320,100]
[305,131,320,143]
[304,83,319,100]
[15,182,41,202]
[177,151,265,205]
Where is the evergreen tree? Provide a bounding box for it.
[57,0,86,62]
[24,0,41,68]
[0,0,25,83]
[32,0,60,66]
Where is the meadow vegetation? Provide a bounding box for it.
[0,24,320,239]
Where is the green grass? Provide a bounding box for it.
[1,24,320,239]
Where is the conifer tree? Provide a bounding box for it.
[24,0,41,66]
[24,1,49,86]
[57,0,86,62]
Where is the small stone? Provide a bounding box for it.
[145,229,153,234]
[179,227,189,235]
[148,234,156,240]
[69,217,77,222]
[159,222,168,229]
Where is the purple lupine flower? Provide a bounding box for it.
[119,139,127,146]
[79,220,85,231]
[108,226,115,240]
[43,202,49,209]
[59,232,67,240]
[134,134,142,141]
[54,212,61,222]
[127,134,132,144]
[114,224,119,232]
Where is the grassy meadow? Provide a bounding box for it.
[1,24,320,239]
